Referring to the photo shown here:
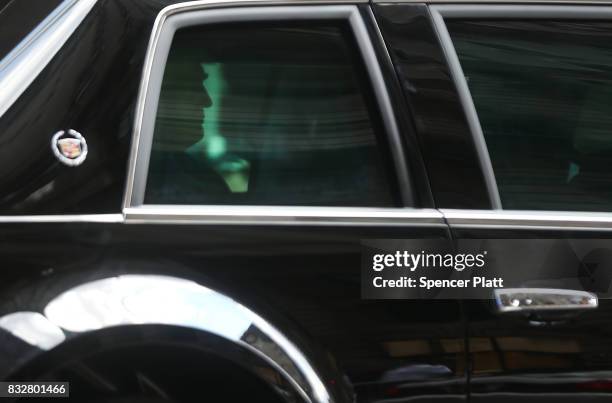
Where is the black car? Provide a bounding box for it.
[2,0,612,402]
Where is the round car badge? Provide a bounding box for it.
[51,129,88,166]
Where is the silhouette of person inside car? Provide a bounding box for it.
[145,60,229,204]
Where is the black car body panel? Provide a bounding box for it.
[2,1,612,402]
[0,0,156,215]
[372,2,492,210]
[0,222,464,402]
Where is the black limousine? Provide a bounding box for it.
[1,0,612,402]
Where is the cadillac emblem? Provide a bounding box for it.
[51,129,88,166]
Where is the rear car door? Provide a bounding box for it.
[378,3,612,402]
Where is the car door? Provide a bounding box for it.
[374,2,612,402]
[119,4,466,403]
[0,1,467,402]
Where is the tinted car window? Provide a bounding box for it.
[144,22,397,207]
[448,20,612,211]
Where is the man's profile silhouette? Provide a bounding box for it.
[145,59,229,204]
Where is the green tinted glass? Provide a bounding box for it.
[144,22,396,206]
[448,20,612,211]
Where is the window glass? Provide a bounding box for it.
[144,22,397,206]
[448,20,612,211]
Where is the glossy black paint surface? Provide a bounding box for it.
[0,0,63,60]
[465,299,612,403]
[373,4,491,209]
[0,222,466,402]
[6,1,612,403]
[0,0,160,215]
[453,226,612,402]
[359,5,434,208]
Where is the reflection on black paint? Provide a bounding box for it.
[373,4,492,209]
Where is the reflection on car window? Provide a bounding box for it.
[144,22,397,207]
[448,20,612,211]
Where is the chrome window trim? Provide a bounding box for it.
[5,209,612,230]
[0,208,444,225]
[442,209,612,231]
[123,206,445,226]
[4,209,612,230]
[429,6,501,209]
[431,4,612,18]
[0,214,123,224]
[0,0,98,119]
[123,0,415,226]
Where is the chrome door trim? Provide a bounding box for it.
[5,209,612,229]
[0,0,98,119]
[124,206,445,226]
[431,4,612,18]
[442,209,612,230]
[0,205,446,227]
[124,0,412,210]
[429,6,502,209]
[0,214,123,224]
[0,209,444,226]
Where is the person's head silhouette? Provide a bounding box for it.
[155,60,212,152]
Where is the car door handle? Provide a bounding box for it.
[494,288,598,313]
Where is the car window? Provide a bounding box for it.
[144,21,397,207]
[447,20,612,211]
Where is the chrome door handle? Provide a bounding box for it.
[494,288,598,313]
